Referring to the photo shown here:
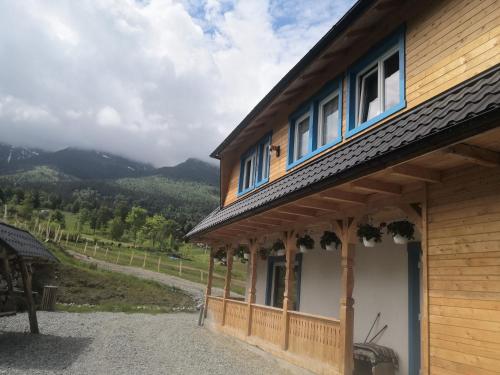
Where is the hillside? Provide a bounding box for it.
[0,143,220,226]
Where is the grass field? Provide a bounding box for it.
[7,210,248,295]
[43,244,196,313]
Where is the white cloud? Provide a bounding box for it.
[97,106,122,127]
[0,0,354,166]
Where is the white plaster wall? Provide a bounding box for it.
[299,248,342,318]
[249,256,269,305]
[352,234,409,375]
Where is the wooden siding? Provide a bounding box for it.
[427,166,500,374]
[221,0,500,207]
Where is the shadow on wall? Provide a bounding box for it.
[0,331,92,370]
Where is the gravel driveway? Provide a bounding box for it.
[0,312,297,375]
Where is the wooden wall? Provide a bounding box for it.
[221,0,500,207]
[427,166,500,374]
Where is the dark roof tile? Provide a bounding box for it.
[0,222,57,262]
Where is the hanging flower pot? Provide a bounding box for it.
[357,224,382,248]
[271,240,285,256]
[320,231,341,251]
[387,220,415,245]
[362,237,376,248]
[243,252,250,260]
[258,247,271,260]
[296,234,315,253]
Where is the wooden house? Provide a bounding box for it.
[187,0,500,373]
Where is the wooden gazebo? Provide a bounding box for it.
[0,222,57,333]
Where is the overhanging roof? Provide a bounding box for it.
[0,222,58,262]
[210,0,375,159]
[188,65,500,239]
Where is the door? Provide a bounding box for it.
[407,242,421,375]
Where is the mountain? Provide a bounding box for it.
[0,143,220,223]
[155,158,219,186]
[0,144,219,184]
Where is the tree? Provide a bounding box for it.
[31,191,41,209]
[109,217,125,240]
[97,206,113,229]
[89,210,99,234]
[126,206,147,245]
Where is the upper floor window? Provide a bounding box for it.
[287,79,342,170]
[347,28,405,137]
[238,133,272,195]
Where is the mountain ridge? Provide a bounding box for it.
[0,143,219,186]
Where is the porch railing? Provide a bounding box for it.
[206,296,340,370]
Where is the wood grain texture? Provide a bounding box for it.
[221,0,499,207]
[428,167,500,374]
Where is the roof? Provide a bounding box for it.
[188,65,500,238]
[0,222,58,262]
[210,0,374,158]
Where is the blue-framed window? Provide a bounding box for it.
[346,28,406,138]
[265,254,302,309]
[238,133,272,195]
[287,79,343,170]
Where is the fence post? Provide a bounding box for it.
[129,251,134,265]
[93,243,98,256]
[84,242,88,254]
[179,260,182,276]
[142,252,147,268]
[116,251,120,264]
[157,256,161,272]
[105,248,109,260]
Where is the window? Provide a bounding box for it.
[238,133,272,195]
[318,92,340,147]
[287,79,342,170]
[265,254,302,309]
[294,112,310,161]
[347,29,405,137]
[242,151,256,191]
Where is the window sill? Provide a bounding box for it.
[346,101,406,138]
[237,177,269,197]
[286,136,342,171]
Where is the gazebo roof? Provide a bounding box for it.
[0,222,57,262]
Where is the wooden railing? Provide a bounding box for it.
[250,304,283,346]
[206,296,224,324]
[224,299,248,332]
[288,310,340,366]
[205,299,340,371]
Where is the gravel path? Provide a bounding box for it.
[0,312,298,375]
[68,250,232,304]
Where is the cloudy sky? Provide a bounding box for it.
[0,0,354,167]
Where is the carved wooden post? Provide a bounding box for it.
[204,247,215,318]
[246,239,258,336]
[282,230,296,350]
[421,184,430,375]
[337,218,356,375]
[19,259,39,334]
[221,245,233,326]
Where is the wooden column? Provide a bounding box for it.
[335,218,357,375]
[246,239,258,336]
[282,230,296,350]
[204,247,215,318]
[221,245,233,326]
[19,259,39,334]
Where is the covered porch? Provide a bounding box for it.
[189,68,500,375]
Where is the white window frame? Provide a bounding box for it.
[242,150,256,191]
[259,139,271,182]
[317,90,340,147]
[355,46,400,127]
[293,112,311,162]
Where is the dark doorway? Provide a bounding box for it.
[407,242,421,375]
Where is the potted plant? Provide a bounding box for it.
[258,247,271,260]
[387,220,415,245]
[271,239,285,256]
[296,234,315,253]
[357,224,382,248]
[243,251,250,260]
[320,231,341,251]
